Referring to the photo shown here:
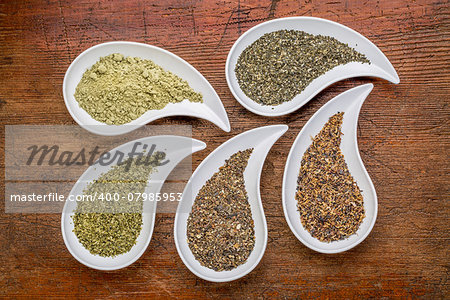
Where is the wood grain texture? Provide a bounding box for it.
[0,0,449,298]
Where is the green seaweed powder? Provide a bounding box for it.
[74,53,203,125]
[72,152,165,257]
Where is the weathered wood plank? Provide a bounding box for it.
[0,0,448,298]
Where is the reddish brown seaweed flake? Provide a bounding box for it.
[296,112,365,242]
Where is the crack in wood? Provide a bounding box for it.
[214,8,236,53]
[268,0,280,19]
[191,6,197,35]
[39,16,50,51]
[237,0,241,35]
[85,19,115,40]
[57,0,72,62]
[143,10,148,39]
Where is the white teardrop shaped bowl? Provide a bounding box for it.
[64,41,230,136]
[61,135,206,270]
[283,84,377,253]
[174,125,288,282]
[226,17,400,116]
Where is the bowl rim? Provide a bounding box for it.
[281,84,378,254]
[174,125,288,281]
[63,41,231,136]
[225,16,399,117]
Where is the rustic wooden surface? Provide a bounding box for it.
[0,0,449,298]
